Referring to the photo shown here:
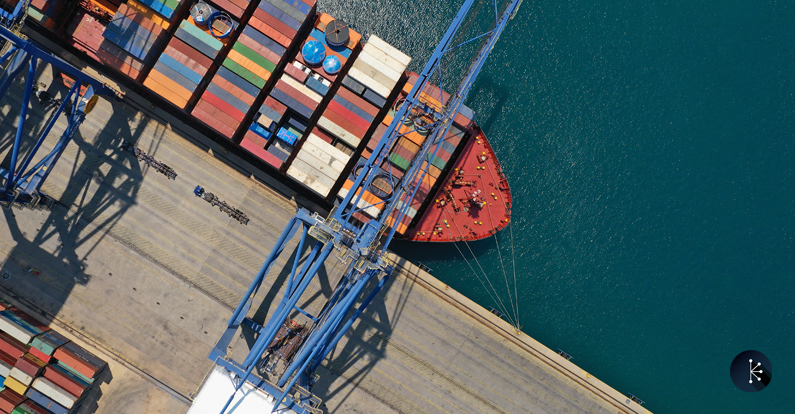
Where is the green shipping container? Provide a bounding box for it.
[232,42,277,73]
[222,58,266,89]
[389,153,410,171]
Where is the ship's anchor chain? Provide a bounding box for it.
[120,140,177,180]
[193,186,250,225]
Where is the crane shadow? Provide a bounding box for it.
[0,62,149,413]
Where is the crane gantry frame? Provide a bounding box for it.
[0,9,119,209]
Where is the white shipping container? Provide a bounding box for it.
[351,61,398,90]
[317,117,361,147]
[0,360,12,377]
[395,199,418,218]
[0,315,35,344]
[292,156,339,188]
[32,377,78,409]
[338,187,381,218]
[357,51,402,82]
[360,43,408,74]
[280,75,323,103]
[366,35,411,67]
[286,166,332,197]
[303,135,350,171]
[347,68,392,99]
[9,367,34,386]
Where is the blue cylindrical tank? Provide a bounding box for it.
[302,40,326,66]
[323,56,341,75]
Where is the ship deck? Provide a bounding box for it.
[405,128,512,242]
[0,34,649,414]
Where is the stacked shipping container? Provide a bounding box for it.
[278,14,371,195]
[199,0,315,140]
[330,36,410,218]
[242,11,348,169]
[100,2,172,81]
[149,13,228,108]
[0,302,106,414]
[28,2,487,238]
[27,0,64,30]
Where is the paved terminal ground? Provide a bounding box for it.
[0,36,650,414]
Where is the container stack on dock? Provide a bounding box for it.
[328,36,410,217]
[0,302,106,414]
[241,11,350,170]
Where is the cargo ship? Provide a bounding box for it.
[6,0,511,242]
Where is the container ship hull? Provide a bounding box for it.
[7,0,511,242]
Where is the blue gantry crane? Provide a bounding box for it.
[0,8,119,209]
[211,0,523,412]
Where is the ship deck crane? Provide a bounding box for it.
[0,8,119,209]
[211,0,523,412]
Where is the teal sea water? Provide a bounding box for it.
[322,0,794,412]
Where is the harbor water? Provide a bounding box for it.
[321,0,795,412]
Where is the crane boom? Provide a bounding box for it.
[210,1,523,412]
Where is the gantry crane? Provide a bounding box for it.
[211,0,523,412]
[0,8,118,209]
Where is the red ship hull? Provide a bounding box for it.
[402,126,511,242]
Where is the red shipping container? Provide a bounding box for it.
[67,11,105,56]
[164,45,210,76]
[282,63,308,83]
[201,91,247,123]
[298,0,315,6]
[312,127,334,144]
[28,346,52,363]
[212,0,243,17]
[264,96,287,116]
[322,109,365,139]
[211,77,256,106]
[169,37,214,68]
[30,0,47,11]
[52,347,103,379]
[195,99,241,131]
[117,3,166,36]
[98,40,146,71]
[274,79,317,110]
[193,105,237,138]
[244,129,267,148]
[240,135,283,169]
[227,0,249,10]
[0,332,29,359]
[0,388,24,413]
[326,100,371,132]
[0,349,15,367]
[247,17,291,48]
[336,87,379,117]
[43,365,89,397]
[14,353,47,377]
[252,7,297,38]
[97,50,142,81]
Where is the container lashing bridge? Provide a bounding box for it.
[0,6,119,209]
[211,0,523,412]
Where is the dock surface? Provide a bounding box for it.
[0,42,649,414]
